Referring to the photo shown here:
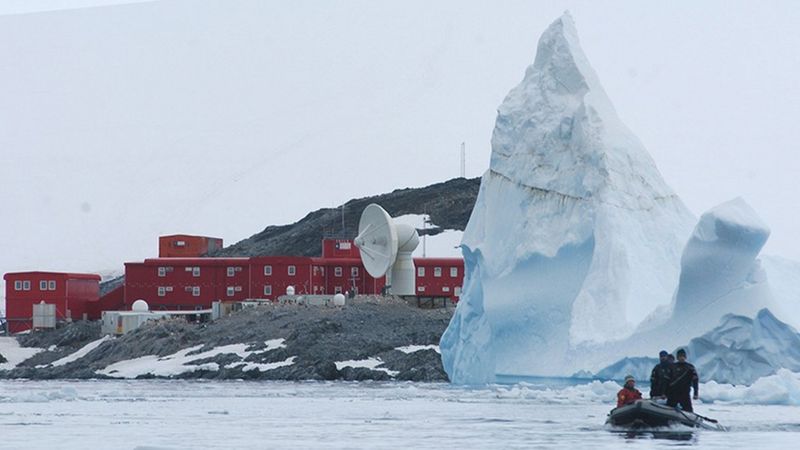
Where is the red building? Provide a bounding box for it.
[3,272,100,333]
[414,257,464,299]
[121,239,464,310]
[158,234,223,258]
[124,257,250,310]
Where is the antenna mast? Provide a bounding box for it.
[460,142,466,178]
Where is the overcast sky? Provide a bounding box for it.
[1,1,798,307]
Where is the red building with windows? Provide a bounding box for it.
[121,239,464,311]
[158,234,223,258]
[3,272,100,333]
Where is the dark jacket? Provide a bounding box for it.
[649,361,672,397]
[667,361,699,397]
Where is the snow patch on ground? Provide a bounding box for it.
[335,357,399,376]
[39,335,113,368]
[395,345,440,354]
[227,356,297,373]
[97,339,288,379]
[0,337,44,370]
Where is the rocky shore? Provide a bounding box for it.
[0,296,453,382]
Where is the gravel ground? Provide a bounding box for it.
[1,296,453,382]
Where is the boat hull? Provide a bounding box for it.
[606,400,724,431]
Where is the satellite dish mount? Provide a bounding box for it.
[354,204,419,296]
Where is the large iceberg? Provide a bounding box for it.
[440,13,800,385]
[440,12,695,382]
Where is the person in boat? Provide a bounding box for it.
[616,375,643,408]
[649,350,672,399]
[666,348,699,412]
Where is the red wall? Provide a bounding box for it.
[3,272,100,333]
[124,258,250,310]
[159,235,223,258]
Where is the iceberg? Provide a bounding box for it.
[440,12,695,383]
[440,13,800,385]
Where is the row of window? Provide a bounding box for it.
[13,280,57,291]
[417,286,462,296]
[156,285,273,297]
[153,265,459,280]
[418,267,459,278]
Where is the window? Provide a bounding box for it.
[351,267,359,277]
[227,286,235,297]
[192,267,200,277]
[175,240,186,247]
[264,265,272,276]
[455,286,462,296]
[288,265,296,276]
[227,267,235,277]
[263,285,272,296]
[334,286,342,294]
[443,286,450,292]
[417,286,426,292]
[14,280,22,290]
[158,287,166,297]
[417,267,425,277]
[450,267,458,277]
[158,267,166,277]
[40,280,48,291]
[434,267,442,278]
[334,267,342,277]
[48,280,56,290]
[22,280,30,291]
[192,286,200,296]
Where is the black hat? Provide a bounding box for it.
[659,350,668,357]
[676,348,686,356]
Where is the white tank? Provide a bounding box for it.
[333,293,346,306]
[131,299,149,312]
[286,286,295,296]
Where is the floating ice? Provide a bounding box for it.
[441,12,695,383]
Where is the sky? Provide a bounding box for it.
[1,0,799,309]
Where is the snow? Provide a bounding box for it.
[392,214,464,258]
[40,335,112,368]
[395,344,440,354]
[0,337,44,370]
[97,339,287,378]
[335,357,399,377]
[441,12,695,383]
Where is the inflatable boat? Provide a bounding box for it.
[606,400,726,431]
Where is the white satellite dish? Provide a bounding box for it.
[354,203,420,296]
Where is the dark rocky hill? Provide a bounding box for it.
[211,177,480,257]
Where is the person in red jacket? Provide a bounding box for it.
[616,375,643,408]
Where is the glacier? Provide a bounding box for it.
[440,12,800,385]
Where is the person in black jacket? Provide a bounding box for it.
[666,348,699,412]
[649,350,672,399]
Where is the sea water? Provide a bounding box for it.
[0,379,798,449]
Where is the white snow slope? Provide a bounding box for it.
[440,12,695,383]
[440,13,800,384]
